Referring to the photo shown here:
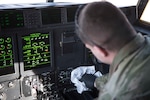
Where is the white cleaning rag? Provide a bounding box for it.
[71,65,102,94]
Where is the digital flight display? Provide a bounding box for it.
[140,0,150,24]
[0,11,24,29]
[22,32,51,71]
[67,6,78,22]
[0,36,15,76]
[41,8,61,25]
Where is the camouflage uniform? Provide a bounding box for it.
[95,33,150,100]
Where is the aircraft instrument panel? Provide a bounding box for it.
[0,2,138,100]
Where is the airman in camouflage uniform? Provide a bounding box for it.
[95,33,150,100]
[75,1,150,100]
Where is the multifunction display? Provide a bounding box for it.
[0,36,15,75]
[41,8,61,25]
[22,33,51,71]
[67,6,78,22]
[0,11,24,29]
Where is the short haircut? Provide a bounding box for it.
[75,1,136,51]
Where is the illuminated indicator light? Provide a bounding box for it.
[31,38,34,40]
[17,24,21,26]
[7,44,12,49]
[6,38,11,43]
[30,33,40,38]
[45,49,48,52]
[23,37,30,41]
[27,53,31,56]
[3,61,6,66]
[7,50,12,54]
[32,63,36,66]
[39,42,45,46]
[10,60,13,64]
[45,36,48,38]
[26,50,31,53]
[32,43,38,46]
[0,38,4,44]
[37,55,42,59]
[1,45,5,50]
[24,50,31,54]
[1,51,6,55]
[32,56,36,60]
[44,59,48,61]
[42,37,45,39]
[17,17,23,20]
[5,20,9,22]
[26,42,30,45]
[6,23,9,25]
[36,60,39,63]
[16,14,20,17]
[23,45,31,50]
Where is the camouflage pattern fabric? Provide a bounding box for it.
[95,33,150,100]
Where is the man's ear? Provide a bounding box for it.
[93,46,108,57]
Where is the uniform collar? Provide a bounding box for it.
[109,33,145,77]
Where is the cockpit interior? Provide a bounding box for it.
[0,0,150,99]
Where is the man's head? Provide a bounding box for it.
[75,1,136,64]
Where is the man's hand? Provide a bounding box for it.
[80,73,97,89]
[71,66,102,94]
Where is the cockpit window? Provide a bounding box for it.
[0,0,47,4]
[0,0,138,7]
[54,0,138,6]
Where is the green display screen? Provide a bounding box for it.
[0,11,24,29]
[22,33,51,70]
[0,37,15,75]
